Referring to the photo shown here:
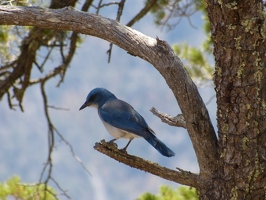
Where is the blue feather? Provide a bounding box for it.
[144,134,175,157]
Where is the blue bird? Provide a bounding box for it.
[79,88,175,157]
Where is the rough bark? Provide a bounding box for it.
[206,0,266,199]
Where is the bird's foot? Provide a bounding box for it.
[119,147,128,154]
[107,139,118,148]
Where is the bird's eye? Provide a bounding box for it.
[89,94,96,102]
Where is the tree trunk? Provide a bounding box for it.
[205,0,266,199]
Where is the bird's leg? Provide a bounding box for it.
[108,139,117,143]
[121,139,133,152]
[107,139,118,148]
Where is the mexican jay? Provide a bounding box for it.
[79,88,175,157]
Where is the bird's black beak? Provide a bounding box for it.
[79,102,88,110]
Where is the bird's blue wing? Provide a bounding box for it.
[99,99,175,157]
[99,99,152,138]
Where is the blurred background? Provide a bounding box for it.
[0,1,216,199]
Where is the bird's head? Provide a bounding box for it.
[79,88,116,110]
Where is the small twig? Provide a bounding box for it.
[116,0,126,21]
[176,166,193,175]
[107,43,113,63]
[48,105,70,111]
[98,2,119,8]
[7,90,15,110]
[39,80,55,199]
[39,81,73,199]
[51,177,71,199]
[81,0,93,11]
[55,128,92,176]
[126,0,158,27]
[157,0,198,31]
[43,186,58,200]
[41,81,54,163]
[57,32,79,87]
[33,60,43,73]
[22,183,58,200]
[36,45,55,72]
[59,38,66,63]
[95,0,103,14]
[0,60,16,70]
[150,107,186,128]
[107,0,125,63]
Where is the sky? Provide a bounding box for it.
[0,1,217,199]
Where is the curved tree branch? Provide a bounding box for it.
[0,5,218,177]
[94,140,199,187]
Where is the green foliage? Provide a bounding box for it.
[148,0,214,82]
[173,43,213,82]
[138,193,159,200]
[0,25,18,64]
[0,0,32,6]
[137,185,198,200]
[0,25,33,64]
[173,0,214,82]
[148,0,168,26]
[171,3,214,83]
[198,1,213,54]
[0,176,57,200]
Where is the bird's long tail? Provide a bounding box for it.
[144,134,175,157]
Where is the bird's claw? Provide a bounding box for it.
[107,139,118,148]
[120,147,128,154]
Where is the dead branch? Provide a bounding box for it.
[94,139,199,188]
[150,107,186,128]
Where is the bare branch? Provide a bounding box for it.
[116,0,126,21]
[39,80,56,199]
[39,80,85,198]
[57,31,79,87]
[126,0,158,27]
[81,0,93,12]
[94,139,199,188]
[51,177,71,199]
[95,0,103,14]
[156,0,198,31]
[40,81,91,177]
[150,107,186,128]
[107,0,126,63]
[47,105,70,111]
[7,90,15,110]
[54,128,92,176]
